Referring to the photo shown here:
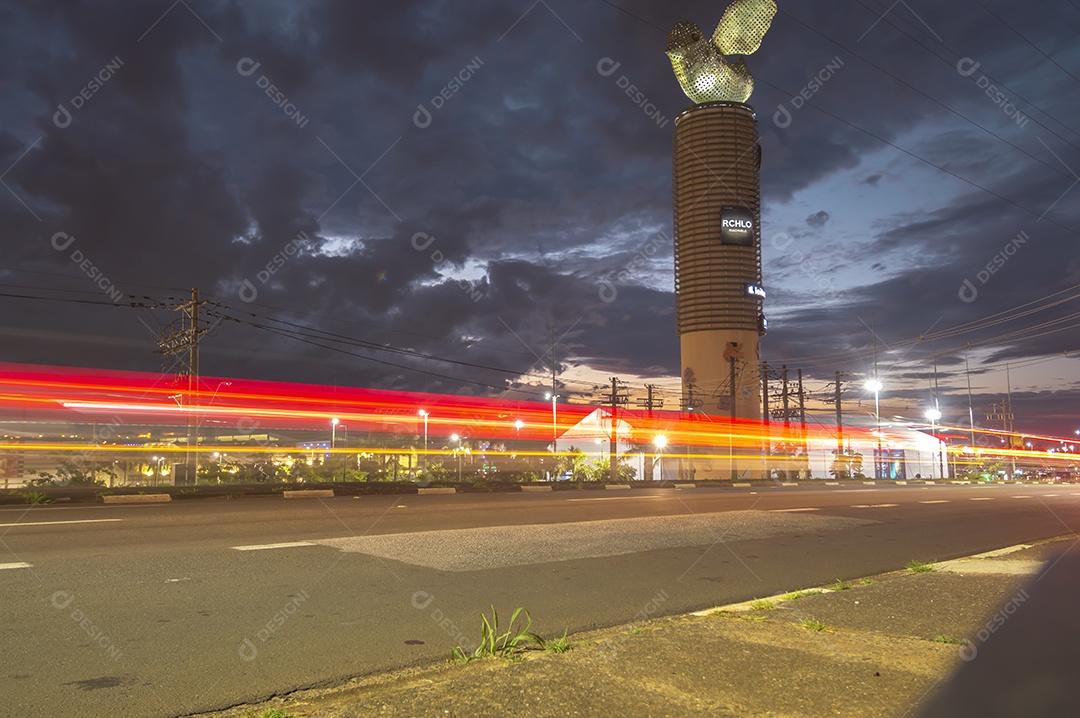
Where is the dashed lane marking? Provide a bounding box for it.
[769,508,820,512]
[920,500,950,504]
[969,497,994,501]
[0,518,123,528]
[0,562,32,570]
[231,541,319,551]
[568,496,665,502]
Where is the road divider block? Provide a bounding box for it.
[863,481,877,485]
[675,483,697,489]
[520,485,553,492]
[604,484,632,490]
[103,494,171,504]
[733,482,752,488]
[283,490,334,499]
[418,487,456,495]
[782,482,798,486]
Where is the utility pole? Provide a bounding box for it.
[965,344,976,446]
[729,356,737,480]
[781,365,790,480]
[761,361,770,480]
[637,384,663,481]
[607,377,629,482]
[157,288,207,485]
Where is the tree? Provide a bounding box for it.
[555,447,586,480]
[30,458,113,487]
[581,456,637,482]
[829,449,864,480]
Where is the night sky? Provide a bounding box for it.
[1,0,1078,437]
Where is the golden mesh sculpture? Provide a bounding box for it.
[666,0,777,104]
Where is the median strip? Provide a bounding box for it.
[102,494,171,504]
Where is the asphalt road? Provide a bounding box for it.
[2,482,1079,717]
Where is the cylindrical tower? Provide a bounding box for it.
[673,101,764,422]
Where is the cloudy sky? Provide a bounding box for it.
[1,0,1078,437]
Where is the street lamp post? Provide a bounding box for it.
[654,435,667,482]
[451,433,463,482]
[865,379,883,479]
[926,407,942,480]
[330,418,339,480]
[545,393,559,478]
[418,410,429,479]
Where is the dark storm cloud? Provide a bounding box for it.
[0,0,1077,435]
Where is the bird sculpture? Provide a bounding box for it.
[666,0,778,104]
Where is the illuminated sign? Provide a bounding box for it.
[745,283,766,299]
[758,314,768,335]
[720,206,755,245]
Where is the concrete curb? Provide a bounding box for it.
[418,487,457,495]
[733,482,752,488]
[102,494,172,504]
[282,490,334,499]
[604,484,632,490]
[675,482,697,489]
[520,485,553,492]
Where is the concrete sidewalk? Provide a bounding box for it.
[191,537,1077,718]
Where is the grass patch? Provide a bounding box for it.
[545,628,572,654]
[906,560,936,573]
[742,615,768,622]
[782,589,823,601]
[858,578,875,585]
[801,618,831,632]
[933,635,965,645]
[19,491,53,505]
[452,606,545,663]
[750,599,777,611]
[254,710,296,718]
[831,579,852,591]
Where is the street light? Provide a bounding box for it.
[544,393,559,455]
[451,433,464,482]
[865,379,883,478]
[418,410,429,478]
[925,407,942,480]
[654,435,668,482]
[330,418,339,477]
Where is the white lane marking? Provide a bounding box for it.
[870,503,899,507]
[920,500,950,504]
[0,518,123,528]
[0,562,32,570]
[770,508,820,513]
[232,541,319,551]
[568,496,664,502]
[1011,496,1033,499]
[969,497,994,501]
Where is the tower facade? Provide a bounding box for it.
[673,101,763,422]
